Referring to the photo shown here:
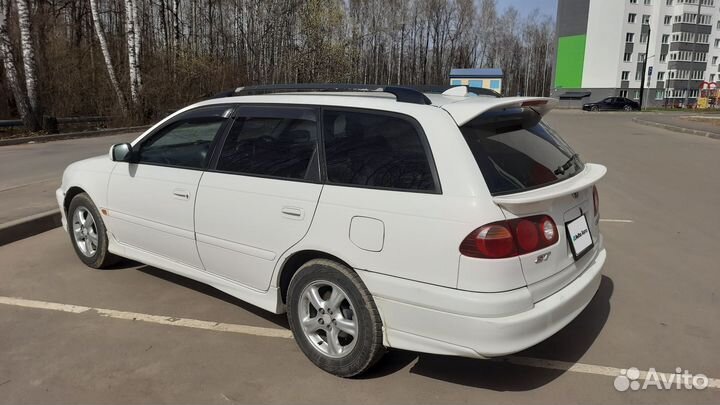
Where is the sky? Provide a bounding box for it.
[498,0,558,19]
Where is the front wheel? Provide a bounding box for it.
[287,259,385,377]
[591,106,599,112]
[623,105,633,112]
[68,193,119,268]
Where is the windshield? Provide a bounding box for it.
[460,107,584,195]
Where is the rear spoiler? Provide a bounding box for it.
[493,163,607,207]
[441,97,558,126]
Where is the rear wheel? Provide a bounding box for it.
[623,105,633,112]
[287,259,385,377]
[68,193,119,269]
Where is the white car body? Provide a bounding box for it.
[57,88,607,359]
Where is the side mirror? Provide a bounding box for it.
[110,143,133,162]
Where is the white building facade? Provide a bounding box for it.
[553,0,720,107]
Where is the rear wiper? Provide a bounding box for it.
[554,153,579,175]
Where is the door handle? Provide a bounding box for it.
[172,189,190,200]
[281,207,304,220]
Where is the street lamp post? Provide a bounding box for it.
[640,24,651,110]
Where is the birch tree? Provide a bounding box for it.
[124,0,140,105]
[89,0,127,113]
[0,0,29,122]
[15,0,41,130]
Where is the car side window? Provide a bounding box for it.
[322,109,436,192]
[137,105,232,169]
[216,107,318,180]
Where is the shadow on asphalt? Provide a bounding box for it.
[127,260,613,390]
[135,264,290,329]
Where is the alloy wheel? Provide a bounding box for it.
[72,206,98,257]
[297,280,358,358]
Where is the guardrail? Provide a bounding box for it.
[0,116,110,128]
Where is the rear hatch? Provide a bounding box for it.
[448,98,606,301]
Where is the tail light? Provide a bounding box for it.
[460,215,559,259]
[592,185,600,218]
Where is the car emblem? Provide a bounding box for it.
[572,192,579,199]
[535,252,551,263]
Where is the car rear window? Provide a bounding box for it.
[459,107,583,195]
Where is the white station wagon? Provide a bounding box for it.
[57,84,607,377]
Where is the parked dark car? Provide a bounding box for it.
[582,97,640,112]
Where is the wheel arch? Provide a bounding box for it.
[63,186,87,214]
[277,249,354,304]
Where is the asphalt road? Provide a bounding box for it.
[0,132,141,224]
[0,110,718,404]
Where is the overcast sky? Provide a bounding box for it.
[498,0,557,18]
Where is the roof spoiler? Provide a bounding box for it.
[442,97,558,126]
[493,163,607,207]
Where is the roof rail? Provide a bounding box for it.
[210,83,433,105]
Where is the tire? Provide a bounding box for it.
[591,106,599,112]
[623,105,632,112]
[67,193,120,269]
[287,259,385,377]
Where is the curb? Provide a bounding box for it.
[632,117,720,140]
[0,209,62,246]
[0,126,150,146]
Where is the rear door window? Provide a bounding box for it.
[216,106,318,180]
[322,109,437,192]
[460,108,583,195]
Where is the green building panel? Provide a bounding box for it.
[555,35,587,89]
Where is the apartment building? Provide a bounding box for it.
[553,0,720,107]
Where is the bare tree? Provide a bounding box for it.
[0,0,29,122]
[89,0,127,113]
[124,0,140,105]
[15,0,41,129]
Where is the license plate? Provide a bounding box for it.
[566,214,594,260]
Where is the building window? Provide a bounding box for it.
[622,71,630,80]
[638,53,646,62]
[717,20,720,29]
[626,33,635,42]
[660,53,667,62]
[656,90,665,100]
[664,15,671,25]
[657,71,665,81]
[710,73,716,82]
[644,0,651,4]
[630,0,637,3]
[629,13,637,23]
[635,70,644,81]
[715,39,720,48]
[713,56,718,65]
[662,34,669,44]
[619,90,629,98]
[666,0,672,4]
[624,53,632,62]
[640,33,649,43]
[642,15,651,24]
[633,90,640,100]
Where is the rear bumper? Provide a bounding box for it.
[371,247,606,358]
